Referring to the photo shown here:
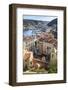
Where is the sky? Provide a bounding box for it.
[23,15,57,21]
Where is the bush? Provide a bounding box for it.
[48,63,57,73]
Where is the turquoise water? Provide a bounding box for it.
[24,30,33,36]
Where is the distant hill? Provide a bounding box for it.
[47,18,57,39]
[47,18,57,26]
[23,19,49,25]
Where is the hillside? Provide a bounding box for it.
[23,18,57,39]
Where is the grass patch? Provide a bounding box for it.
[29,67,48,74]
[48,63,57,73]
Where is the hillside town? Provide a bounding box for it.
[23,18,57,74]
